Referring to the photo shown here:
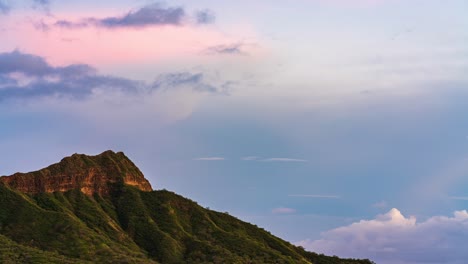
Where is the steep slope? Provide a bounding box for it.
[0,234,91,264]
[0,151,374,264]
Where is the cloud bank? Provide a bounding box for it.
[0,50,226,101]
[299,208,468,264]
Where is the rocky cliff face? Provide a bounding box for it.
[0,150,153,195]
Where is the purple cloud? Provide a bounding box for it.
[0,51,227,101]
[99,4,185,28]
[204,43,246,55]
[153,72,225,94]
[54,3,214,29]
[0,50,95,77]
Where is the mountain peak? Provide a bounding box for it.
[0,150,153,195]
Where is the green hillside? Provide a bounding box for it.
[0,233,91,264]
[0,152,374,264]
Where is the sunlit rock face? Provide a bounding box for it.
[0,150,153,195]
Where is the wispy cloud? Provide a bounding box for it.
[32,0,50,12]
[204,43,246,55]
[33,19,51,31]
[288,194,340,199]
[0,0,50,15]
[33,0,49,5]
[262,158,308,162]
[193,157,225,161]
[195,9,215,24]
[449,196,468,200]
[154,72,224,94]
[272,207,297,214]
[54,3,214,29]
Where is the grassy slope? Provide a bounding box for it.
[0,183,154,263]
[0,182,374,264]
[0,234,92,264]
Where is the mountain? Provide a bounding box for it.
[0,150,152,195]
[0,151,374,264]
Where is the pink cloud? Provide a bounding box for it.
[9,25,228,66]
[3,12,259,69]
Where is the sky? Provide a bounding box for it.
[1,0,468,263]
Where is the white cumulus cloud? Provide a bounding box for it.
[298,208,468,264]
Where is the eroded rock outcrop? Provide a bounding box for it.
[0,150,153,195]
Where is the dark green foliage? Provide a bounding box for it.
[0,234,90,264]
[0,162,374,264]
[297,247,375,264]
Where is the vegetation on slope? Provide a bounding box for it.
[0,151,374,263]
[0,234,91,264]
[0,182,374,263]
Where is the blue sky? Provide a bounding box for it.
[1,0,468,263]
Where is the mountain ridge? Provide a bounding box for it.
[0,151,374,264]
[0,150,152,195]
